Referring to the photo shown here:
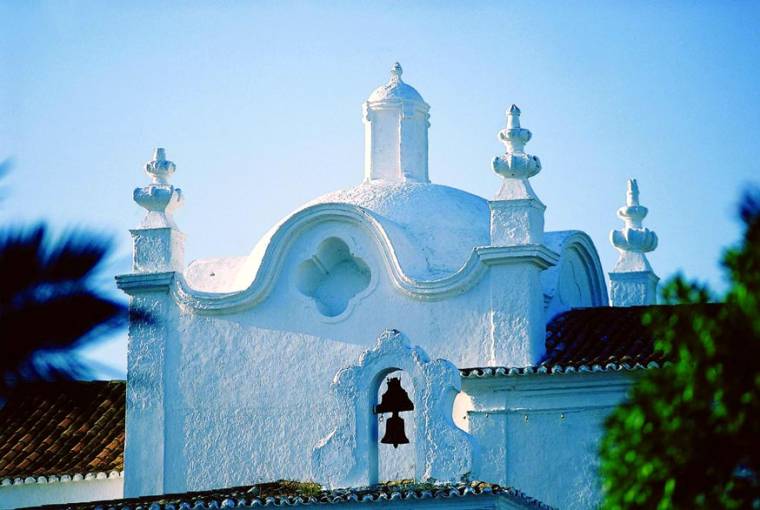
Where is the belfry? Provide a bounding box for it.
[2,64,666,510]
[114,63,648,507]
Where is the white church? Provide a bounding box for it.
[0,64,663,510]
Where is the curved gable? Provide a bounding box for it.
[542,231,608,321]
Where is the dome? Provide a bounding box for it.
[368,80,425,104]
[190,181,489,293]
[303,181,490,279]
[366,62,427,105]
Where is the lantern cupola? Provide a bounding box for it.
[363,63,431,183]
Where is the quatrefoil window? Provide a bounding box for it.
[296,237,371,317]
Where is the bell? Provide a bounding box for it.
[374,377,414,414]
[381,412,409,448]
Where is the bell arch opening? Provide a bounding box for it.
[369,368,416,484]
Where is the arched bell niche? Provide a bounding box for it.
[373,369,416,483]
[311,329,477,488]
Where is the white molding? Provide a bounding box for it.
[0,471,123,487]
[115,271,175,294]
[460,361,660,378]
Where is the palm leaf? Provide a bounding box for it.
[0,224,131,396]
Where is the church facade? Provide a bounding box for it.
[0,64,662,510]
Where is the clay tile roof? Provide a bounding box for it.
[36,480,555,510]
[0,380,124,480]
[542,304,722,368]
[540,305,666,368]
[461,304,723,377]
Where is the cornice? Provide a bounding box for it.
[608,270,660,283]
[476,245,559,269]
[115,271,175,294]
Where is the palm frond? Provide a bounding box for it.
[0,225,46,304]
[0,224,132,396]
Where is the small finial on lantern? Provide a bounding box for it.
[390,62,403,82]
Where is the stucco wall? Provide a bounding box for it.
[463,371,635,510]
[166,234,490,491]
[123,210,608,497]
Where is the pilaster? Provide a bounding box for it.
[117,148,184,497]
[609,271,659,307]
[487,106,553,366]
[485,247,557,366]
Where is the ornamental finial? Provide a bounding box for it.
[390,62,403,82]
[615,178,654,233]
[488,105,545,244]
[492,105,540,179]
[609,179,659,305]
[508,104,521,127]
[133,147,183,228]
[626,178,640,207]
[145,147,175,185]
[610,179,657,267]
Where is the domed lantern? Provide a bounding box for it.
[363,63,431,183]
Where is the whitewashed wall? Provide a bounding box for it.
[155,220,492,494]
[120,205,610,497]
[463,371,636,510]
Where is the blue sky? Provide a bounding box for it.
[2,1,759,377]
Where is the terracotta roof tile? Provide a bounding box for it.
[541,304,721,368]
[461,304,722,377]
[36,480,554,510]
[540,305,665,368]
[0,380,124,479]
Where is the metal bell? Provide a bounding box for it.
[381,412,409,448]
[374,377,414,414]
[375,377,414,448]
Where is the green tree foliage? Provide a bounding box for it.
[600,192,760,509]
